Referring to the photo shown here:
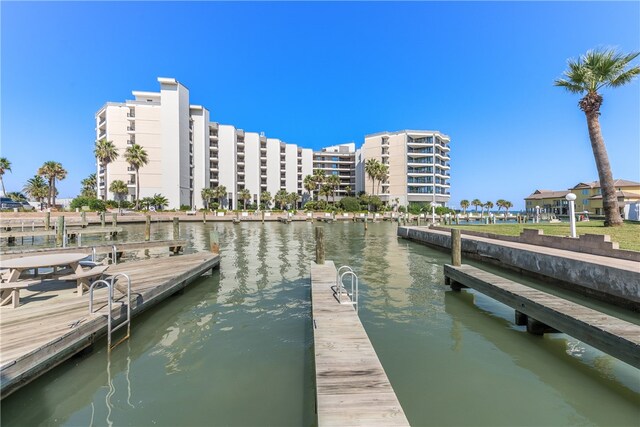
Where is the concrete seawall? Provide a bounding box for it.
[398,226,640,311]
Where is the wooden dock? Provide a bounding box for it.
[311,261,409,426]
[0,239,188,260]
[0,252,220,398]
[0,226,122,239]
[444,264,640,369]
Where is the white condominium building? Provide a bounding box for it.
[313,143,356,200]
[96,78,312,209]
[360,130,451,207]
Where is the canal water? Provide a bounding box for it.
[1,222,638,426]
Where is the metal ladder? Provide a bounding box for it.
[89,273,132,353]
[336,266,359,312]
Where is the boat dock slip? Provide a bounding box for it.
[311,261,409,427]
[444,264,640,369]
[0,252,219,398]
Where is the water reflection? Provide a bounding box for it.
[1,222,638,427]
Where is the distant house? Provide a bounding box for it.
[525,179,640,218]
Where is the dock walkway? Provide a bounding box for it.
[0,252,219,398]
[311,261,409,427]
[444,264,640,369]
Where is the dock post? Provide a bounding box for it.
[145,214,151,241]
[262,210,265,224]
[210,230,220,254]
[451,229,462,266]
[315,226,325,265]
[112,213,117,228]
[81,211,87,228]
[173,217,180,240]
[203,211,207,224]
[56,216,65,247]
[515,310,528,326]
[44,212,51,231]
[100,212,105,227]
[417,216,421,226]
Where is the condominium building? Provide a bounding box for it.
[313,143,356,200]
[96,78,312,209]
[359,130,451,207]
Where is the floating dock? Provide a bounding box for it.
[444,264,640,369]
[311,261,409,426]
[0,252,220,399]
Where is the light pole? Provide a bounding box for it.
[565,193,577,238]
[431,202,436,224]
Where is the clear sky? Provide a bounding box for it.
[2,1,639,209]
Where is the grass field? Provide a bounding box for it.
[449,220,640,252]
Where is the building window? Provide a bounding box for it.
[582,189,589,195]
[583,199,589,205]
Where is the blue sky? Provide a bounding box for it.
[2,1,639,209]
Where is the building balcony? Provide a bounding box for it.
[126,126,135,133]
[98,132,107,140]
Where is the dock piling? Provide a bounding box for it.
[202,211,207,224]
[145,215,151,241]
[315,226,325,265]
[100,212,105,228]
[112,213,117,228]
[81,211,87,227]
[173,217,180,240]
[44,212,50,231]
[55,216,65,247]
[451,229,462,266]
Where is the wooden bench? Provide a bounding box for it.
[59,265,109,296]
[0,280,40,308]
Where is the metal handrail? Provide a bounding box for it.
[336,266,353,293]
[88,273,132,352]
[111,245,118,265]
[338,271,359,312]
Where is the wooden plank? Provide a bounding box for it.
[0,252,219,399]
[444,264,640,369]
[311,261,409,427]
[0,240,188,260]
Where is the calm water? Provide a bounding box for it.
[1,222,638,426]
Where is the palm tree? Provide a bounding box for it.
[496,199,507,219]
[318,184,331,203]
[376,164,389,195]
[460,199,470,216]
[365,158,380,195]
[109,180,128,212]
[124,144,148,209]
[287,192,300,209]
[23,175,49,205]
[238,188,251,210]
[312,170,326,200]
[345,186,352,197]
[503,200,513,218]
[472,199,482,215]
[201,188,216,209]
[7,192,26,201]
[0,157,11,196]
[260,191,272,209]
[81,173,97,198]
[484,201,494,216]
[303,175,317,201]
[38,161,67,208]
[555,48,640,226]
[213,185,227,208]
[327,174,341,203]
[140,197,154,211]
[274,189,288,209]
[94,139,119,201]
[151,193,169,210]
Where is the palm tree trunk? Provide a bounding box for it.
[135,168,140,210]
[103,162,108,201]
[584,111,622,226]
[52,179,56,207]
[0,177,5,197]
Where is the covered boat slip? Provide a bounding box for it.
[0,252,220,398]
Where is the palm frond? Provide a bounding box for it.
[607,66,640,88]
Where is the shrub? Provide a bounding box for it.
[179,205,191,211]
[303,201,316,211]
[339,197,360,212]
[70,196,106,212]
[398,205,407,213]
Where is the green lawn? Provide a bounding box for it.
[448,220,640,252]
